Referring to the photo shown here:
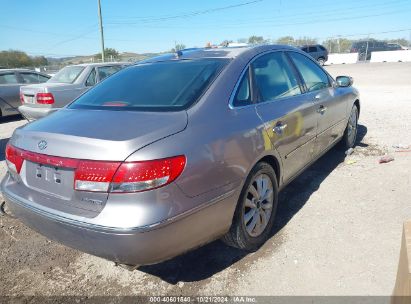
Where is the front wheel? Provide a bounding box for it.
[318,57,326,66]
[222,162,278,250]
[341,105,358,149]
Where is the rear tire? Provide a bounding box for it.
[318,57,326,66]
[222,162,278,250]
[340,105,358,149]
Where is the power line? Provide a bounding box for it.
[105,0,264,24]
[1,0,406,41]
[107,0,408,26]
[47,27,98,50]
[252,8,411,29]
[20,27,411,57]
[216,0,409,26]
[141,8,411,30]
[0,24,97,38]
[321,28,411,40]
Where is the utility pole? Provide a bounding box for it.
[328,37,332,53]
[365,34,370,62]
[97,0,105,62]
[337,36,341,53]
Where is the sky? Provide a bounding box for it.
[0,0,410,57]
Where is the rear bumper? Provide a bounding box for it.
[1,175,237,266]
[18,105,57,120]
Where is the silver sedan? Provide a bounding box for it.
[1,45,359,268]
[19,62,128,120]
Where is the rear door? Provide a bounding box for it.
[253,51,318,182]
[287,51,347,156]
[0,72,21,115]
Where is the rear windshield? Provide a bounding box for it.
[49,66,85,84]
[69,59,228,111]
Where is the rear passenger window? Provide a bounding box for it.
[0,73,18,84]
[251,52,301,102]
[20,73,42,84]
[308,46,317,52]
[97,66,121,82]
[289,52,330,92]
[233,68,252,107]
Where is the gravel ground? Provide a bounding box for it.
[0,62,410,297]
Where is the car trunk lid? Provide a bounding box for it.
[20,83,75,105]
[9,108,188,215]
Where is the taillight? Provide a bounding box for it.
[36,92,54,104]
[5,144,24,174]
[20,92,24,104]
[110,156,186,193]
[4,144,185,193]
[74,161,121,192]
[74,156,186,193]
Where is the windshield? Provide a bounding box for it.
[49,66,85,84]
[69,59,228,111]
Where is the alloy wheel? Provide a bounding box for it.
[243,173,274,237]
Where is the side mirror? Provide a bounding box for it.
[336,76,353,87]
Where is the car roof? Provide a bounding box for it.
[140,44,300,63]
[299,44,322,47]
[70,62,129,67]
[0,68,40,73]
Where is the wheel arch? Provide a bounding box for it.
[256,154,281,187]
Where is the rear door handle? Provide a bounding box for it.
[273,123,287,135]
[317,105,327,114]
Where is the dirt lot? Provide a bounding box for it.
[0,62,410,297]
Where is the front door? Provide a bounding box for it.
[288,51,347,156]
[252,51,318,182]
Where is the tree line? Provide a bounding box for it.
[2,35,410,68]
[0,50,48,68]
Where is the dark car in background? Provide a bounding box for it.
[299,44,328,65]
[350,40,402,60]
[0,69,50,118]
